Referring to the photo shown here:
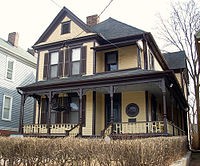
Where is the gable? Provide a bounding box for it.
[34,7,94,46]
[44,16,92,44]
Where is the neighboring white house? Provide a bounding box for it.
[0,32,37,135]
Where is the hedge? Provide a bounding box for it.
[0,136,187,166]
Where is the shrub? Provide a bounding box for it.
[0,136,187,166]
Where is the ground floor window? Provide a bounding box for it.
[2,95,12,121]
[40,93,85,124]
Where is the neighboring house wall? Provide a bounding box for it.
[0,37,36,134]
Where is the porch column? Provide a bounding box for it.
[47,92,52,135]
[162,79,167,134]
[37,97,41,125]
[92,91,96,135]
[79,88,83,136]
[110,86,114,123]
[171,95,174,135]
[19,94,27,134]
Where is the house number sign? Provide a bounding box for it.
[126,103,139,117]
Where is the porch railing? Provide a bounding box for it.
[66,123,81,137]
[101,123,112,137]
[23,123,77,134]
[113,121,164,134]
[112,120,185,136]
[167,120,185,136]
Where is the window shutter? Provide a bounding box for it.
[56,112,61,123]
[58,50,64,77]
[43,53,49,80]
[81,46,87,74]
[64,48,71,77]
[82,95,86,127]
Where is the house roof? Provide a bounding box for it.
[163,51,186,70]
[0,37,37,67]
[92,17,146,40]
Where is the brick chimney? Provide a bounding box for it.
[8,32,19,47]
[86,15,99,27]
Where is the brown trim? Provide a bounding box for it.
[137,45,141,68]
[142,39,148,70]
[92,39,138,51]
[33,35,98,51]
[145,91,149,122]
[92,91,96,135]
[36,51,40,82]
[93,41,96,74]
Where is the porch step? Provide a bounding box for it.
[23,133,67,138]
[110,133,169,140]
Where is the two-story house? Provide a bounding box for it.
[17,7,188,138]
[0,32,37,136]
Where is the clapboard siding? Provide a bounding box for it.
[0,47,36,132]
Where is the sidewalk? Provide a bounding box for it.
[190,152,200,166]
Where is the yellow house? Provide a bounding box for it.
[17,7,188,138]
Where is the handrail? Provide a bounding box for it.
[101,123,112,138]
[66,123,81,137]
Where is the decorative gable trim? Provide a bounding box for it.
[34,7,93,46]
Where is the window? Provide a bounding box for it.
[149,52,154,70]
[43,46,86,80]
[72,48,81,75]
[50,52,59,78]
[6,58,15,80]
[2,95,12,121]
[105,51,118,71]
[61,21,70,34]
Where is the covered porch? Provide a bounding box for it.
[17,70,188,138]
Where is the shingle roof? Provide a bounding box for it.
[0,38,37,66]
[92,17,146,40]
[163,51,186,70]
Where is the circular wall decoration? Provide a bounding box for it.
[126,103,139,117]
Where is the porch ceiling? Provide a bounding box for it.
[94,82,162,96]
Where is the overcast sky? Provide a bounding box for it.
[0,0,176,50]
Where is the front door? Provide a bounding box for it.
[105,93,121,126]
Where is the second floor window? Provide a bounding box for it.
[72,48,81,75]
[105,51,118,71]
[50,52,59,78]
[6,58,14,80]
[43,46,86,80]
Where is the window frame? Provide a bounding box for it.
[149,51,155,70]
[105,51,118,72]
[2,95,12,121]
[49,51,59,79]
[5,57,15,81]
[61,21,71,35]
[71,47,81,76]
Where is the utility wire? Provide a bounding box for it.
[98,0,114,18]
[74,0,115,42]
[49,0,62,8]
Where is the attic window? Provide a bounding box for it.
[61,21,71,34]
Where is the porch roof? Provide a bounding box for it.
[17,69,160,91]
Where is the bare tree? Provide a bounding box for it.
[157,0,200,149]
